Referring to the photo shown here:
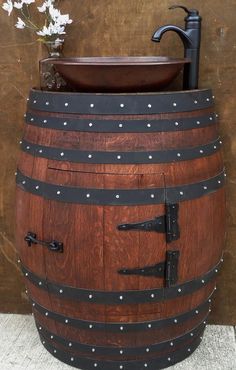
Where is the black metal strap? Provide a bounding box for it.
[37,318,207,356]
[25,111,217,133]
[20,137,221,164]
[38,329,203,370]
[21,258,222,304]
[31,293,212,332]
[28,88,213,114]
[16,170,225,206]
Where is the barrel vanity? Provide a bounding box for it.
[15,6,226,370]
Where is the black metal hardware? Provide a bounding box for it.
[117,203,180,243]
[24,232,63,253]
[152,5,202,90]
[118,250,180,287]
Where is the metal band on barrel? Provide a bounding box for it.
[21,138,221,164]
[16,169,225,205]
[38,330,203,370]
[31,294,211,332]
[28,88,213,114]
[37,318,207,355]
[21,259,222,305]
[25,111,217,132]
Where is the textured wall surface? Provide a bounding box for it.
[0,0,235,323]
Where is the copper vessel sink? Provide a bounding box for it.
[42,56,190,92]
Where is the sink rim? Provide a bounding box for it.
[42,56,191,66]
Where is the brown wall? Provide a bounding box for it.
[0,0,235,323]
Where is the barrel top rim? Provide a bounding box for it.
[30,87,212,97]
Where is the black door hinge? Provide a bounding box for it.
[117,203,180,243]
[118,250,180,287]
[24,232,63,253]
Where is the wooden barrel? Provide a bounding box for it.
[16,88,226,369]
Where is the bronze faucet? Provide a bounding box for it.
[152,5,202,90]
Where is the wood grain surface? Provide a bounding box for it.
[0,0,235,325]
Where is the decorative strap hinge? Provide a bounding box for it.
[117,203,180,243]
[118,250,180,287]
[24,232,63,253]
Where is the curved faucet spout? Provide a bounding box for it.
[152,25,192,49]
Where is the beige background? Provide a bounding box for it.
[0,0,235,323]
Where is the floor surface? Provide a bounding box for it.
[0,314,235,370]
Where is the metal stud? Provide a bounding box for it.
[94,364,98,367]
[32,303,35,307]
[30,118,34,122]
[39,150,43,154]
[117,155,121,160]
[150,293,155,298]
[116,194,120,199]
[173,102,177,107]
[59,289,63,294]
[212,95,215,99]
[144,364,148,368]
[63,122,67,126]
[71,358,74,362]
[120,366,123,369]
[202,280,205,284]
[215,269,218,273]
[204,186,208,190]
[89,324,93,329]
[120,103,125,108]
[120,350,123,355]
[196,310,199,314]
[65,103,69,107]
[204,321,206,325]
[148,104,152,108]
[27,98,29,101]
[89,122,93,127]
[177,153,181,157]
[175,122,179,126]
[86,194,90,198]
[174,319,178,323]
[89,294,93,299]
[188,348,191,352]
[69,343,72,347]
[214,145,217,149]
[26,146,30,150]
[38,281,42,286]
[149,155,153,160]
[92,348,96,353]
[65,319,69,324]
[216,114,219,118]
[25,272,28,277]
[150,194,155,199]
[119,123,123,128]
[42,341,45,344]
[206,98,210,102]
[179,191,184,196]
[19,140,22,144]
[51,335,54,339]
[148,324,152,329]
[45,312,49,316]
[196,121,200,125]
[22,181,26,185]
[221,258,224,262]
[218,180,221,184]
[60,152,64,157]
[146,348,150,352]
[200,336,203,340]
[120,326,124,331]
[170,342,174,346]
[147,123,151,128]
[54,350,57,353]
[90,103,95,108]
[119,296,123,300]
[200,149,204,154]
[39,327,42,330]
[190,333,194,337]
[46,102,49,105]
[178,288,182,293]
[209,117,213,121]
[33,100,37,104]
[43,120,47,124]
[57,191,61,195]
[168,358,171,362]
[88,154,92,159]
[194,100,198,104]
[24,114,27,117]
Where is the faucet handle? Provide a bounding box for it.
[169,5,199,16]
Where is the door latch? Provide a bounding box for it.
[118,250,180,287]
[117,203,180,243]
[24,232,63,253]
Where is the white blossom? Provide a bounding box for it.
[48,5,72,25]
[14,0,35,9]
[37,22,65,36]
[2,0,13,16]
[37,0,54,13]
[15,16,26,29]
